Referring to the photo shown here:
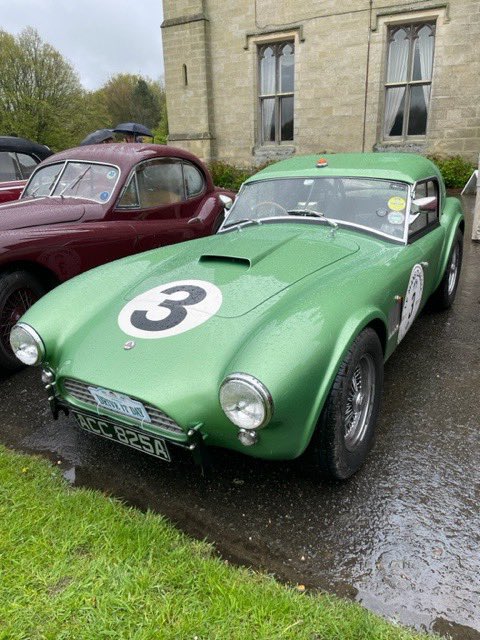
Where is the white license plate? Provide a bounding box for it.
[88,386,151,423]
[73,411,170,462]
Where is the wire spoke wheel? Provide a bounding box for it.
[447,243,460,295]
[0,287,38,351]
[344,354,376,451]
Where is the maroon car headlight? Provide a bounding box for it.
[10,323,45,366]
[219,373,273,431]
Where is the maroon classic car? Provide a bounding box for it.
[0,136,52,204]
[0,143,234,371]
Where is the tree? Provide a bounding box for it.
[100,73,166,133]
[0,27,89,150]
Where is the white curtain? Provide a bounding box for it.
[260,47,276,141]
[260,47,275,95]
[418,26,434,105]
[384,29,409,136]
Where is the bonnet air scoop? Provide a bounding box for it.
[199,254,251,268]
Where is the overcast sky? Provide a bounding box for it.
[0,0,165,90]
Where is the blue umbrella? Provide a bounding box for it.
[113,122,153,138]
[80,129,114,146]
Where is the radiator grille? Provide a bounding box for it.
[62,378,184,435]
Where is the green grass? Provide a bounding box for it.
[0,447,429,640]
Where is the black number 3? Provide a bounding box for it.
[130,285,207,332]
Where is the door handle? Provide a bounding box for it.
[420,261,429,268]
[188,216,201,225]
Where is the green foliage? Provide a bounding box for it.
[99,73,166,132]
[208,161,258,191]
[0,445,428,640]
[0,27,86,150]
[428,154,476,189]
[0,28,167,151]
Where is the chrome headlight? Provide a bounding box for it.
[219,373,273,430]
[10,323,45,366]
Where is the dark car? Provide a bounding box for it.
[0,142,234,371]
[0,136,52,204]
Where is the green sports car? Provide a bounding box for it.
[11,153,464,479]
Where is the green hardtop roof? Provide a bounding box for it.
[247,153,443,186]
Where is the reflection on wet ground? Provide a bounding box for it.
[0,195,478,638]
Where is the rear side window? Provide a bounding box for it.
[135,159,185,208]
[183,162,205,198]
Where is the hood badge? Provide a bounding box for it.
[124,340,136,350]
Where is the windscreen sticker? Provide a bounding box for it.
[388,196,406,212]
[398,264,424,342]
[99,191,110,201]
[118,279,223,339]
[388,211,405,225]
[107,170,117,180]
[376,208,388,217]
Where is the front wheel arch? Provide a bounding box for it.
[304,327,384,480]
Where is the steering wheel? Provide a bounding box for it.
[251,201,288,216]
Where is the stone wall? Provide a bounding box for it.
[162,0,480,165]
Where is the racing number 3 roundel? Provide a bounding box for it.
[118,280,222,339]
[398,264,424,342]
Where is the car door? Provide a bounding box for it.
[110,157,210,252]
[386,179,445,345]
[406,178,445,297]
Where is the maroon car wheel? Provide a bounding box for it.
[0,271,45,372]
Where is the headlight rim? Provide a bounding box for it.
[10,322,45,366]
[219,372,273,430]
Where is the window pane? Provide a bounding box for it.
[387,28,409,83]
[117,176,139,208]
[280,96,294,141]
[260,47,275,95]
[183,162,205,198]
[16,153,38,179]
[385,87,405,136]
[0,152,18,181]
[415,182,427,199]
[280,43,294,93]
[23,163,63,198]
[262,98,276,142]
[412,25,434,81]
[426,180,439,224]
[408,85,429,135]
[137,159,184,207]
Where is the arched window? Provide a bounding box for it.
[258,41,295,144]
[384,23,435,138]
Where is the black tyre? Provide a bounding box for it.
[308,328,384,480]
[429,229,463,310]
[0,271,45,372]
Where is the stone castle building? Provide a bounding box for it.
[161,0,480,165]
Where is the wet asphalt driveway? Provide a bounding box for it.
[0,195,479,638]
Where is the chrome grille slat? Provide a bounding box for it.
[62,378,184,435]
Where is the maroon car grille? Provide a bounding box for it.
[62,378,184,435]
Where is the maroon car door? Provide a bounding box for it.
[109,157,215,251]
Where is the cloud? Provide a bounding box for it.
[0,0,164,89]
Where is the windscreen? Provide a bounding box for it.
[222,177,410,241]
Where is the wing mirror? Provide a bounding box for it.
[219,194,233,210]
[411,196,437,211]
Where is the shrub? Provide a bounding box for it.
[427,154,476,189]
[207,161,255,191]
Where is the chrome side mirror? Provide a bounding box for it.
[411,196,436,210]
[219,194,233,210]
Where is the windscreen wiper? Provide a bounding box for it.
[287,208,338,229]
